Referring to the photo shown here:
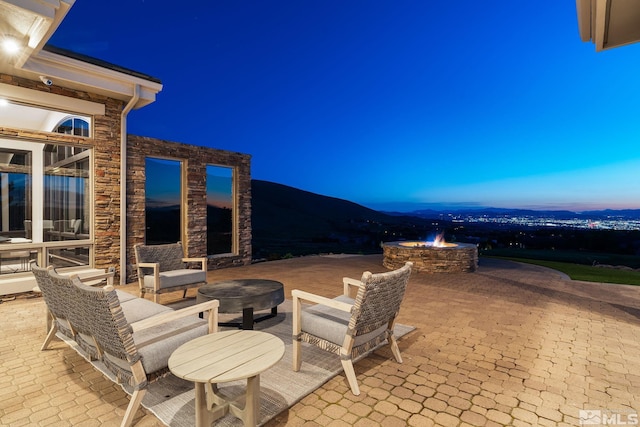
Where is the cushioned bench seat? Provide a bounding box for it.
[110,315,209,375]
[119,293,173,323]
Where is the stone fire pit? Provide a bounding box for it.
[383,241,478,273]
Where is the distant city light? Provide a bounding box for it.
[448,212,640,231]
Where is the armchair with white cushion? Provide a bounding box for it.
[134,241,207,303]
[292,261,412,395]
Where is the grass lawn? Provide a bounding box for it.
[487,256,640,286]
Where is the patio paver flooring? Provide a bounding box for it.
[1,254,639,426]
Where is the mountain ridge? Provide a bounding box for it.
[251,180,431,258]
[253,179,640,220]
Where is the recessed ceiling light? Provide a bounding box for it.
[0,99,9,107]
[2,35,21,54]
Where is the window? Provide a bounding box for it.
[53,117,90,137]
[0,148,35,275]
[0,149,33,275]
[206,165,234,255]
[0,149,31,237]
[0,93,99,284]
[48,245,90,269]
[0,142,92,276]
[145,158,182,245]
[43,145,90,242]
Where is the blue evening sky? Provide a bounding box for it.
[50,1,640,212]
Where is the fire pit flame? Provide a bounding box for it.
[399,232,456,248]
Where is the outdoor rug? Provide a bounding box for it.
[64,299,415,426]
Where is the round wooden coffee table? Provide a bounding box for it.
[196,279,285,329]
[168,330,285,427]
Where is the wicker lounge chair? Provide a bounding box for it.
[34,265,219,427]
[51,271,218,426]
[134,242,207,303]
[292,261,412,395]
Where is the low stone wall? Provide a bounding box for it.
[383,241,478,273]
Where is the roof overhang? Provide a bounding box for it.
[0,0,162,109]
[19,46,162,108]
[577,0,640,51]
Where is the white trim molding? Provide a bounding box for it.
[0,81,105,115]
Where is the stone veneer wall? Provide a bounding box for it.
[126,135,252,283]
[0,73,125,278]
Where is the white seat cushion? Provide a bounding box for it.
[300,295,387,347]
[143,269,206,290]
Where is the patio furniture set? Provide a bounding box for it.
[32,241,413,427]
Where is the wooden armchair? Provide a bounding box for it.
[134,242,207,303]
[292,261,412,395]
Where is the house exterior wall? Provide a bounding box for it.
[126,135,252,283]
[0,73,125,275]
